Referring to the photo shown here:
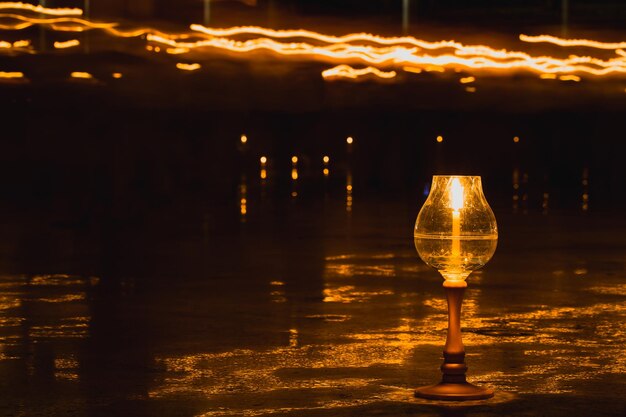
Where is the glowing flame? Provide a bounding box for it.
[459,76,475,84]
[54,39,80,49]
[176,62,201,71]
[449,178,464,211]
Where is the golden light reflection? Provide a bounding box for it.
[0,2,83,16]
[289,329,299,348]
[176,62,201,71]
[322,64,397,80]
[346,136,354,145]
[436,135,443,143]
[0,39,30,50]
[0,71,24,78]
[291,168,298,181]
[70,71,93,79]
[239,176,247,221]
[346,172,353,212]
[240,134,248,144]
[465,86,476,93]
[2,5,626,79]
[513,136,520,143]
[559,74,581,82]
[53,39,80,49]
[459,76,475,84]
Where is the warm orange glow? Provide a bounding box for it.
[520,34,626,50]
[0,71,23,78]
[3,6,626,80]
[436,135,443,143]
[323,156,330,164]
[323,168,329,176]
[166,47,190,55]
[540,73,558,79]
[176,63,201,71]
[0,2,83,16]
[403,66,423,74]
[559,75,581,82]
[322,64,396,80]
[291,156,298,164]
[346,137,354,145]
[240,134,248,144]
[291,169,298,180]
[112,72,123,79]
[54,39,80,49]
[465,86,476,93]
[260,169,267,180]
[260,156,267,165]
[459,76,475,84]
[70,71,93,79]
[513,136,520,143]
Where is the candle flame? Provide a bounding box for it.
[449,178,464,211]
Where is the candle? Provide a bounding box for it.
[449,178,464,260]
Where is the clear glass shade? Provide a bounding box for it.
[414,176,498,284]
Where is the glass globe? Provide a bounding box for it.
[414,176,497,285]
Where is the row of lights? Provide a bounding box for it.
[241,134,522,145]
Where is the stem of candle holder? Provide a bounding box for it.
[414,283,494,401]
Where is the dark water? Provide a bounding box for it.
[0,196,624,416]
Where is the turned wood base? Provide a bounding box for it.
[415,382,494,401]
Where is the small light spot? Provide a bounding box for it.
[112,72,123,79]
[176,63,201,71]
[465,86,476,93]
[323,168,329,176]
[291,156,298,164]
[436,135,443,143]
[513,136,520,143]
[240,134,248,144]
[70,71,93,79]
[540,73,557,79]
[460,76,475,84]
[346,185,353,191]
[559,75,581,82]
[260,156,267,164]
[346,136,354,144]
[323,156,330,164]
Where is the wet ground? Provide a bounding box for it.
[0,196,624,417]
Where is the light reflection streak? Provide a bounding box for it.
[176,62,201,71]
[0,2,82,16]
[322,64,397,80]
[54,39,79,49]
[70,71,93,79]
[0,70,24,78]
[1,6,626,80]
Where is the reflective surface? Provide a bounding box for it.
[0,197,623,416]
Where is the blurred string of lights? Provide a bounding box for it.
[1,3,626,82]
